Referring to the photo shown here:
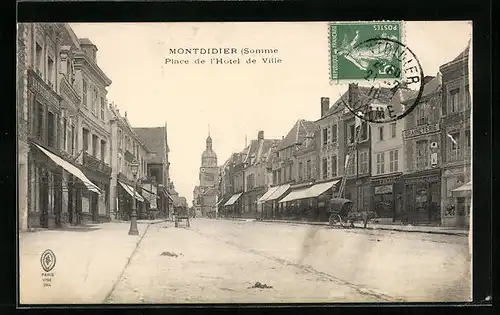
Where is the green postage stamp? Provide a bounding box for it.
[329,21,404,83]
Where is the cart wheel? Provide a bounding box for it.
[329,214,342,227]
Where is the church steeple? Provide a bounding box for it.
[206,125,212,150]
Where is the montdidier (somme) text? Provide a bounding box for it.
[165,47,282,65]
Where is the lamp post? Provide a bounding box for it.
[128,160,140,236]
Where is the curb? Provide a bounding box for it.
[260,220,468,237]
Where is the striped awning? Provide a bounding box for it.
[257,186,280,204]
[224,193,243,206]
[266,184,291,202]
[119,181,145,202]
[34,143,101,194]
[279,180,339,203]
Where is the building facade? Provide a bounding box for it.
[369,90,412,221]
[134,125,172,217]
[198,133,219,216]
[109,104,152,220]
[240,131,279,219]
[401,75,443,224]
[439,44,472,228]
[18,23,30,231]
[73,37,113,223]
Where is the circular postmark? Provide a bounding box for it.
[40,249,56,272]
[340,37,424,124]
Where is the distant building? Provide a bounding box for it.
[134,125,172,217]
[197,132,219,216]
[109,104,151,220]
[439,43,471,228]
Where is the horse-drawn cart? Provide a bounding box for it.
[328,198,377,228]
[174,205,190,228]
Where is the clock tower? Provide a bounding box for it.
[198,130,219,216]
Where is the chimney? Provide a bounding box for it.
[348,83,359,105]
[79,38,98,62]
[258,130,264,141]
[320,97,330,117]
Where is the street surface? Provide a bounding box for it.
[107,219,471,303]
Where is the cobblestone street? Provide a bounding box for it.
[107,219,471,303]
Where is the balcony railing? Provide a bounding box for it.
[83,151,112,176]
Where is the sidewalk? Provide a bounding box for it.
[225,218,469,236]
[19,221,160,304]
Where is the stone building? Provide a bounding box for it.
[17,23,30,231]
[72,37,113,223]
[239,131,279,219]
[109,104,152,220]
[223,151,247,217]
[134,125,172,217]
[401,75,443,224]
[197,132,219,216]
[439,43,472,228]
[22,23,102,229]
[369,89,413,222]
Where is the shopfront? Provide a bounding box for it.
[80,153,112,223]
[371,173,404,220]
[441,165,471,227]
[402,169,441,224]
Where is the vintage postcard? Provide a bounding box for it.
[17,21,473,304]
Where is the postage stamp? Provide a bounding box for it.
[329,21,403,83]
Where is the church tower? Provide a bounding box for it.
[198,127,219,216]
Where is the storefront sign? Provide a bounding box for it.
[405,175,440,185]
[372,174,402,186]
[402,123,440,139]
[374,185,393,195]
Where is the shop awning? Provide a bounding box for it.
[265,184,291,202]
[452,181,472,197]
[257,186,280,204]
[34,143,101,194]
[224,193,243,206]
[279,180,339,203]
[119,181,145,202]
[304,180,339,198]
[215,198,225,206]
[279,187,310,203]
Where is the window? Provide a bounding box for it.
[277,169,282,184]
[465,130,471,155]
[359,150,369,174]
[82,79,88,108]
[464,85,471,108]
[92,135,98,157]
[36,101,44,140]
[92,88,98,114]
[450,88,460,113]
[448,132,460,162]
[358,122,368,141]
[391,123,397,138]
[35,43,43,75]
[288,165,292,181]
[322,128,328,145]
[306,160,311,179]
[331,124,338,143]
[416,140,429,168]
[70,125,75,155]
[118,130,122,149]
[118,156,122,173]
[346,154,355,175]
[47,56,54,88]
[389,149,399,172]
[100,97,105,120]
[376,152,385,175]
[416,102,428,125]
[298,162,303,180]
[348,124,355,144]
[378,126,384,141]
[100,140,106,162]
[322,158,328,179]
[283,167,287,182]
[82,128,89,152]
[63,118,67,151]
[273,171,277,184]
[47,111,55,148]
[331,156,337,177]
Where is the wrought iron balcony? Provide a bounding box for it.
[83,151,112,176]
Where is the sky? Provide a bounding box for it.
[70,21,472,206]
